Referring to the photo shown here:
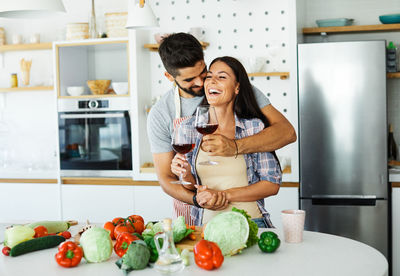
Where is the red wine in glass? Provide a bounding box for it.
[172,143,195,154]
[195,105,219,165]
[195,124,218,135]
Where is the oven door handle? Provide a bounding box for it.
[60,113,125,119]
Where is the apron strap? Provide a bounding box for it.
[174,85,181,119]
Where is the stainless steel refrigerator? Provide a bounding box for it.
[298,41,389,259]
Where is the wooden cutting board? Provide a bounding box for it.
[176,226,202,252]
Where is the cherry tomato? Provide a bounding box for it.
[61,231,71,239]
[103,221,116,240]
[113,224,131,239]
[34,226,48,238]
[2,246,10,256]
[112,217,125,225]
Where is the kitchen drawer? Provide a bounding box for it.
[0,183,60,222]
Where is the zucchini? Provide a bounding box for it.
[10,235,66,257]
[27,221,70,234]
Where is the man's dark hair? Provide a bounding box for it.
[158,32,204,77]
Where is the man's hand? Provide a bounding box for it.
[201,134,236,157]
[196,185,229,210]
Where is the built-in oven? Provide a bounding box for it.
[58,98,132,177]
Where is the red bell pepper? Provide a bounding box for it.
[55,241,83,268]
[114,232,139,257]
[193,239,224,270]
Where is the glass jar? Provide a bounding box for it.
[11,73,18,88]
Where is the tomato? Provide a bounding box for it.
[61,231,72,239]
[114,224,131,239]
[104,221,116,240]
[126,217,145,234]
[34,226,48,238]
[112,217,125,225]
[128,215,144,224]
[2,247,10,256]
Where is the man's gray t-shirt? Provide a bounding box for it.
[147,86,270,153]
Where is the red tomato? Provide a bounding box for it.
[103,221,116,240]
[34,226,48,238]
[126,217,145,234]
[112,217,125,225]
[2,247,10,256]
[61,231,71,239]
[113,224,131,239]
[128,215,144,224]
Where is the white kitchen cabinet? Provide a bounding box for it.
[265,187,299,230]
[132,186,173,222]
[393,188,400,276]
[61,185,134,223]
[54,38,129,98]
[0,183,60,223]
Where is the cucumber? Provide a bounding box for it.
[10,235,66,257]
[27,221,70,234]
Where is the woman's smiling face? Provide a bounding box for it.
[204,61,240,107]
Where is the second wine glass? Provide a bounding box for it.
[195,105,219,165]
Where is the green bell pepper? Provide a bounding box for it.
[258,231,280,253]
[144,236,163,263]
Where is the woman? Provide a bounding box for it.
[171,56,281,227]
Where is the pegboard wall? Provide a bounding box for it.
[148,0,292,119]
[144,0,298,181]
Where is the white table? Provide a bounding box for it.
[0,224,388,276]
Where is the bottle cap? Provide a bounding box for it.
[163,218,172,231]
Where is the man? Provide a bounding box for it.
[147,33,296,224]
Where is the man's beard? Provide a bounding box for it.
[175,80,205,97]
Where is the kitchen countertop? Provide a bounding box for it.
[0,223,388,276]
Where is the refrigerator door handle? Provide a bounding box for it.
[311,195,377,206]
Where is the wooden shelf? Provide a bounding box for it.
[387,72,400,79]
[303,23,400,35]
[144,41,210,52]
[247,72,290,80]
[0,42,52,52]
[0,86,53,93]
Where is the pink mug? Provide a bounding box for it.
[281,209,306,243]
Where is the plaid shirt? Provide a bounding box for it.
[181,114,282,226]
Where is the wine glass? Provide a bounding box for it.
[171,123,195,185]
[195,105,219,165]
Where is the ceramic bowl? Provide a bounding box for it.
[379,14,400,24]
[66,86,85,96]
[112,82,129,95]
[87,80,111,95]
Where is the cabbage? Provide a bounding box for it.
[142,217,193,243]
[80,227,113,263]
[204,211,249,256]
[172,216,193,243]
[232,207,259,247]
[4,225,35,248]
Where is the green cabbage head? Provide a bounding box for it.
[204,211,249,256]
[80,227,113,263]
